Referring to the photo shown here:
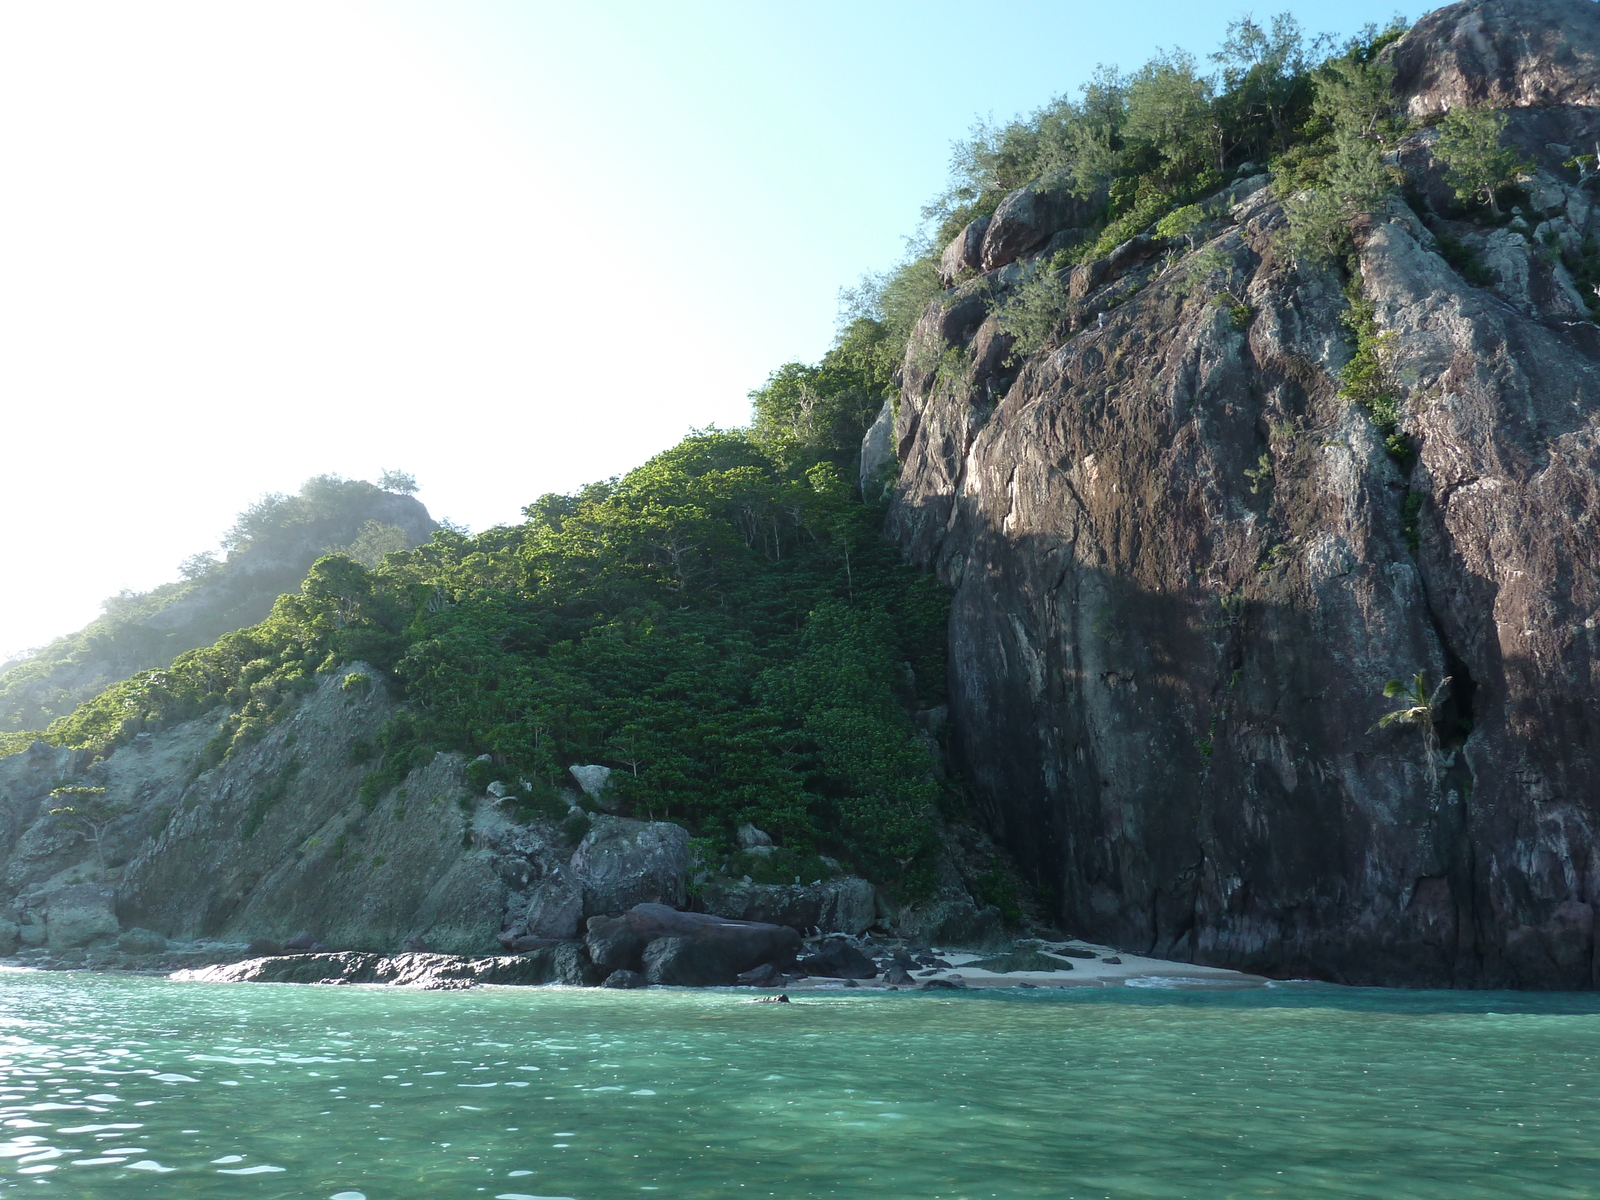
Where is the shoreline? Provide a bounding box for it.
[1,936,1272,992]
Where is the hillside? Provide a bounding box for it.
[1,0,1598,987]
[0,474,436,732]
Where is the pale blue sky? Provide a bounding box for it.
[1,0,1432,660]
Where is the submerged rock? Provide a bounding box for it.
[176,944,597,990]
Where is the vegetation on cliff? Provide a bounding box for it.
[3,365,950,891]
[0,474,435,733]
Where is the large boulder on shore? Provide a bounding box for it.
[699,876,877,935]
[570,816,689,917]
[586,903,801,986]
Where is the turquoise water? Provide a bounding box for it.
[1,972,1599,1198]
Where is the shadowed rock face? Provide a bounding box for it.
[887,0,1600,988]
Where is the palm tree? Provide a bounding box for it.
[1372,672,1451,784]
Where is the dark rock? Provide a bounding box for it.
[982,179,1100,272]
[601,968,645,989]
[498,933,567,954]
[886,35,1600,988]
[602,903,801,987]
[246,938,284,957]
[584,914,651,976]
[885,965,914,986]
[964,950,1073,973]
[921,978,967,990]
[1102,957,1122,965]
[175,944,596,990]
[700,877,876,936]
[117,928,167,955]
[734,962,783,987]
[283,931,321,952]
[750,993,790,1003]
[939,216,992,285]
[798,938,877,979]
[570,817,690,917]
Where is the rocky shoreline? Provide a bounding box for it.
[0,901,1264,993]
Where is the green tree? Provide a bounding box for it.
[1434,106,1532,217]
[1372,672,1451,784]
[48,786,130,870]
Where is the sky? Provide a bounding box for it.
[0,0,1433,663]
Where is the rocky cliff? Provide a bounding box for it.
[882,0,1600,987]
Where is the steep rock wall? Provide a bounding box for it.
[888,0,1600,987]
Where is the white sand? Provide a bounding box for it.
[788,941,1268,992]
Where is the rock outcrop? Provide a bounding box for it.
[176,945,596,990]
[0,668,694,958]
[584,902,801,986]
[887,0,1600,988]
[1388,0,1600,118]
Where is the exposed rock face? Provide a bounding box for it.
[0,669,684,958]
[1388,0,1600,118]
[939,216,991,285]
[860,399,898,499]
[888,1,1600,987]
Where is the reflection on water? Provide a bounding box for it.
[0,969,1598,1198]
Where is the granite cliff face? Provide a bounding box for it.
[883,0,1600,987]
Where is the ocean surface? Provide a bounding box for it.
[0,970,1597,1199]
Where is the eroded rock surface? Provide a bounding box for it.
[887,0,1600,987]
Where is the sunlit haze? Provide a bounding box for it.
[0,0,1430,662]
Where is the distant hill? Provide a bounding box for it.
[0,475,435,731]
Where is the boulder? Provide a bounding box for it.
[601,968,645,989]
[736,823,773,850]
[938,215,991,285]
[981,178,1099,272]
[859,399,897,500]
[44,884,119,951]
[584,913,651,975]
[117,928,168,956]
[699,876,877,936]
[895,899,1008,951]
[0,920,17,956]
[605,902,800,987]
[797,938,877,980]
[568,764,615,808]
[570,816,689,917]
[734,962,784,987]
[1070,235,1169,299]
[509,868,583,941]
[283,930,323,952]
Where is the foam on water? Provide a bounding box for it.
[0,972,1598,1197]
